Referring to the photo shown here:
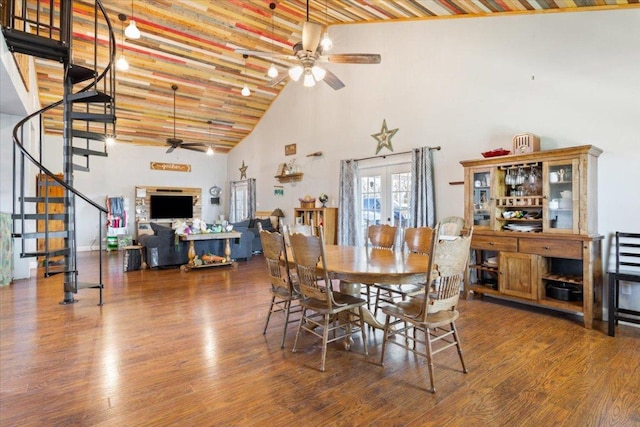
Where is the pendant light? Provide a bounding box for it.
[320,0,333,51]
[206,121,214,156]
[267,3,278,78]
[241,54,251,96]
[124,0,141,39]
[116,14,129,71]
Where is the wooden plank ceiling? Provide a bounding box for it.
[32,0,634,154]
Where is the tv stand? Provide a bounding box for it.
[134,186,202,239]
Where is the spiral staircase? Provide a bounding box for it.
[2,0,116,305]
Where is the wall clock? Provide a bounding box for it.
[209,186,222,205]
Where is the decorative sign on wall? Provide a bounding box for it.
[285,143,296,156]
[150,162,191,172]
[371,119,398,154]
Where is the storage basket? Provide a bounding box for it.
[300,201,315,209]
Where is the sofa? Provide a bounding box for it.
[138,222,254,268]
[232,218,275,253]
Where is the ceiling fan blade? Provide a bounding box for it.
[181,145,207,153]
[234,49,295,60]
[321,53,382,64]
[302,21,322,53]
[166,146,175,153]
[267,73,289,87]
[166,137,183,145]
[323,69,345,91]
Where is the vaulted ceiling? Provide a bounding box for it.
[30,0,635,154]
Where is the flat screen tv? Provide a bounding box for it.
[150,195,193,220]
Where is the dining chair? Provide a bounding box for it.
[289,227,368,372]
[362,224,398,308]
[259,227,302,349]
[373,226,437,316]
[379,227,473,393]
[608,232,640,336]
[439,216,465,237]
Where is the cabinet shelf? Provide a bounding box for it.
[542,274,583,286]
[275,173,303,183]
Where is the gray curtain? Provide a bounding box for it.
[410,147,436,227]
[247,178,256,219]
[338,160,358,246]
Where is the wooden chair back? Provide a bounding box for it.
[417,227,473,322]
[439,216,465,237]
[404,227,435,255]
[288,226,334,309]
[259,229,297,295]
[367,224,397,250]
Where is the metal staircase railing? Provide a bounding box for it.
[4,0,117,305]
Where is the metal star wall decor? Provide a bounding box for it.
[239,160,248,179]
[371,119,398,154]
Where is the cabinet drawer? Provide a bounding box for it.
[519,239,583,259]
[472,235,518,252]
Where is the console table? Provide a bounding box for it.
[179,231,241,272]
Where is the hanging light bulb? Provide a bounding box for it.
[267,63,278,78]
[311,65,326,81]
[288,65,303,82]
[207,145,214,156]
[241,84,251,96]
[124,0,141,39]
[105,136,116,146]
[303,69,316,87]
[320,32,333,51]
[116,14,129,71]
[116,55,129,71]
[206,121,215,156]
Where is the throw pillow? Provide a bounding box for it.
[234,219,251,229]
[258,218,274,231]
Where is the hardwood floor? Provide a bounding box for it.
[1,251,638,426]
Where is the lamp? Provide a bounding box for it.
[116,14,129,71]
[241,54,251,96]
[206,120,214,156]
[320,0,333,51]
[124,0,141,39]
[303,68,315,87]
[271,208,285,218]
[267,3,278,79]
[288,65,303,82]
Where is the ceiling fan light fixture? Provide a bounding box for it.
[267,63,278,78]
[303,70,316,87]
[241,84,251,96]
[311,65,326,81]
[289,65,303,82]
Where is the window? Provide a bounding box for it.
[230,180,249,222]
[358,162,411,244]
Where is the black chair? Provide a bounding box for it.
[608,232,640,337]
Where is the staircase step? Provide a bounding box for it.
[21,248,71,258]
[21,196,68,203]
[17,231,69,240]
[72,147,108,157]
[12,213,68,220]
[67,64,97,84]
[1,28,69,62]
[70,112,116,123]
[72,164,90,172]
[72,129,107,141]
[77,282,104,290]
[67,90,113,104]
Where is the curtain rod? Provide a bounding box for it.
[349,146,441,163]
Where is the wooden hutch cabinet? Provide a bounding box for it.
[461,145,603,328]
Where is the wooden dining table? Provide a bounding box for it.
[318,245,431,329]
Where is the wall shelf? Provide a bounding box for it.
[274,173,303,183]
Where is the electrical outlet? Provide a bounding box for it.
[621,283,632,296]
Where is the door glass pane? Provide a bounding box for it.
[361,175,381,227]
[548,163,574,230]
[391,172,410,228]
[473,171,491,227]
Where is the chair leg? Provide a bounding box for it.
[380,315,391,365]
[608,275,616,337]
[292,308,306,353]
[281,300,291,349]
[263,295,276,335]
[425,327,436,393]
[451,321,467,374]
[320,314,330,372]
[359,306,368,356]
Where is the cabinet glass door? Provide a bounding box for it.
[545,160,578,233]
[471,168,493,229]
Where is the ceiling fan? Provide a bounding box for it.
[236,2,381,90]
[166,84,208,153]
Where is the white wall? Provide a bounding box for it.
[40,135,228,250]
[228,9,640,310]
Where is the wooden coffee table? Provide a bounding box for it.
[179,231,242,272]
